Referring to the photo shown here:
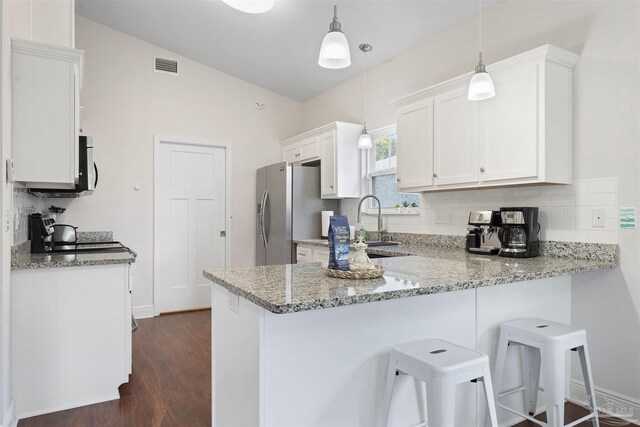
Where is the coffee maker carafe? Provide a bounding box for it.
[498,207,540,258]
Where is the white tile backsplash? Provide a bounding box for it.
[345,178,621,244]
[13,188,45,245]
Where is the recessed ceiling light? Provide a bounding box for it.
[222,0,275,14]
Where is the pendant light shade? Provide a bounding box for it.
[222,0,274,14]
[358,43,372,150]
[318,2,351,69]
[468,0,495,101]
[468,57,495,101]
[358,129,372,149]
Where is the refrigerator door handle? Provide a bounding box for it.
[262,189,269,247]
[259,190,268,248]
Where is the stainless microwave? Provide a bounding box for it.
[29,136,97,198]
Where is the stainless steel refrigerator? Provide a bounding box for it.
[256,162,337,266]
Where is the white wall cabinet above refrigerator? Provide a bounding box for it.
[8,0,76,48]
[391,45,579,193]
[281,121,361,199]
[12,39,84,189]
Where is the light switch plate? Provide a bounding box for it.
[4,209,10,232]
[435,212,448,225]
[6,159,14,183]
[592,209,605,227]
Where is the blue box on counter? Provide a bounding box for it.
[328,216,350,271]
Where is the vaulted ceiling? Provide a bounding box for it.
[76,0,499,102]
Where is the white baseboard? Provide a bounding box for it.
[133,305,155,319]
[3,399,17,427]
[569,378,640,425]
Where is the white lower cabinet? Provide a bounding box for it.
[296,244,329,266]
[312,248,330,265]
[12,263,133,418]
[295,245,313,263]
[392,45,578,192]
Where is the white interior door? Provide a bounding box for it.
[155,139,227,314]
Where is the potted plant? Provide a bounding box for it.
[394,203,401,213]
[401,201,410,213]
[410,202,419,214]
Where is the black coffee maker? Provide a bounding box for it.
[498,207,540,258]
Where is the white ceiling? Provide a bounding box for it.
[76,0,499,102]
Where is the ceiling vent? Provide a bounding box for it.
[154,57,178,75]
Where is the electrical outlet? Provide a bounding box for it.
[592,209,605,228]
[228,292,239,313]
[4,209,10,232]
[435,212,448,224]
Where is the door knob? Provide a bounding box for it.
[480,167,485,173]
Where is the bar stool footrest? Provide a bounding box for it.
[498,403,546,427]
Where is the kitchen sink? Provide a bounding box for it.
[364,241,400,247]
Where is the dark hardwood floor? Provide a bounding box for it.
[17,309,633,426]
[18,310,211,427]
[513,402,635,426]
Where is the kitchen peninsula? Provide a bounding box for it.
[204,238,617,427]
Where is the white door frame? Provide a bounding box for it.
[152,135,232,316]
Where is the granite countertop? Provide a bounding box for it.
[11,237,136,270]
[205,238,618,314]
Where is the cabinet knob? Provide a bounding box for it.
[330,185,334,189]
[480,167,485,173]
[396,178,400,182]
[433,172,438,178]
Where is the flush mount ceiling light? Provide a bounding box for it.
[221,0,274,14]
[357,44,372,150]
[468,0,495,101]
[318,0,351,69]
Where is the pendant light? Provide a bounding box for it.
[318,0,351,69]
[468,0,495,101]
[221,0,275,14]
[357,44,372,150]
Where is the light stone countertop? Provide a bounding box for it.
[11,240,136,270]
[204,241,618,314]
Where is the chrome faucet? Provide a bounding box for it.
[356,194,383,238]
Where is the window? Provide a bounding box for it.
[365,126,420,212]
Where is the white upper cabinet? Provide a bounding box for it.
[9,0,75,48]
[300,136,320,160]
[281,122,361,199]
[283,144,300,163]
[433,87,479,186]
[478,64,540,183]
[282,136,319,163]
[320,131,337,197]
[392,45,579,192]
[31,0,75,48]
[12,40,84,189]
[396,99,434,191]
